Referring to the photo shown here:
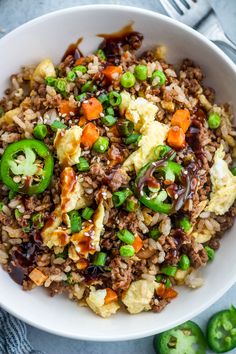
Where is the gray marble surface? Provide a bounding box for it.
[0,1,236,353]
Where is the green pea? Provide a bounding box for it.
[120,72,136,88]
[92,137,109,153]
[67,71,76,82]
[55,78,67,94]
[180,217,192,233]
[120,245,135,257]
[205,246,215,261]
[134,65,148,81]
[151,70,166,86]
[208,112,221,129]
[117,229,135,245]
[161,265,177,276]
[179,254,190,270]
[45,76,57,87]
[33,124,48,140]
[149,228,161,240]
[73,65,87,74]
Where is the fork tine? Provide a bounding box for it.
[173,0,188,13]
[160,0,181,20]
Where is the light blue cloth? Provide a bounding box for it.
[0,1,236,354]
[0,309,43,354]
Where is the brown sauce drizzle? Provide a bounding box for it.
[61,37,83,61]
[98,23,143,64]
[61,23,143,65]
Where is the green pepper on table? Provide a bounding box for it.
[207,306,236,353]
[0,139,54,195]
[154,320,207,354]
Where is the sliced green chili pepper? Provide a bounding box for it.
[154,320,207,354]
[207,306,236,353]
[135,150,190,215]
[0,139,54,195]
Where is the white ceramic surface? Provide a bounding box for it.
[0,5,236,342]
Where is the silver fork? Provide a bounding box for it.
[160,0,236,51]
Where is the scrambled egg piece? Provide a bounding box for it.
[41,206,69,248]
[206,145,236,215]
[71,223,96,258]
[122,121,169,172]
[174,269,190,285]
[86,288,120,318]
[120,92,158,132]
[54,126,82,166]
[32,58,56,84]
[0,107,21,127]
[122,280,157,314]
[92,202,105,251]
[192,229,213,243]
[73,284,86,301]
[60,167,88,213]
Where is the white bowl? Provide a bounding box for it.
[0,4,236,342]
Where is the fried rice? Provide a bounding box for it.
[0,29,236,318]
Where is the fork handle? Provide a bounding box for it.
[198,12,236,52]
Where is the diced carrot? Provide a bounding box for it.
[75,57,85,66]
[82,97,103,121]
[81,122,99,148]
[133,235,143,253]
[29,268,48,286]
[167,126,185,150]
[171,109,191,133]
[78,115,87,127]
[156,283,166,297]
[102,66,122,82]
[164,287,178,299]
[76,259,89,270]
[104,288,118,304]
[59,100,77,118]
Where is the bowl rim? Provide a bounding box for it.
[1,3,236,342]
